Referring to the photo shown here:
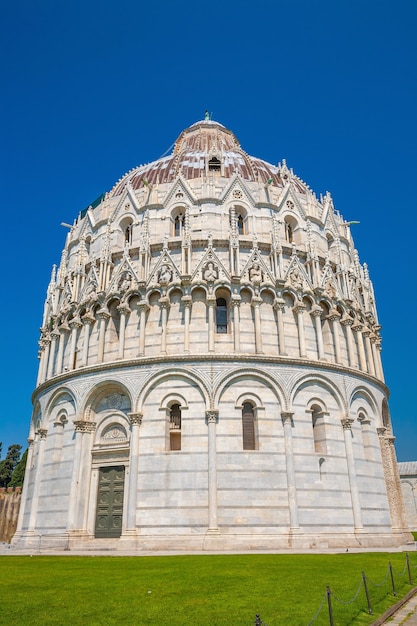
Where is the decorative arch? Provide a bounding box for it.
[135,368,210,414]
[214,367,285,409]
[289,372,346,414]
[83,381,133,422]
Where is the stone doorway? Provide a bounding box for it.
[94,466,125,538]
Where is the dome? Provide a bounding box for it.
[110,119,306,195]
[13,117,410,554]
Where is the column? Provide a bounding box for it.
[28,429,48,532]
[341,418,363,530]
[370,334,382,379]
[125,413,143,533]
[76,421,96,531]
[69,317,82,370]
[274,298,287,355]
[138,302,149,356]
[81,314,95,366]
[232,297,241,352]
[47,331,59,379]
[352,322,367,372]
[251,296,263,354]
[362,327,375,376]
[310,305,325,360]
[207,296,216,352]
[341,316,356,368]
[377,428,407,530]
[67,420,94,531]
[375,339,384,382]
[328,309,342,364]
[159,296,170,354]
[14,438,35,536]
[97,309,110,363]
[181,296,192,353]
[56,322,70,374]
[281,412,299,530]
[206,410,219,531]
[293,302,307,358]
[40,339,51,384]
[117,303,131,359]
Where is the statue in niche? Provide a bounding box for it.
[289,268,303,291]
[86,278,98,297]
[249,262,262,284]
[119,272,132,292]
[203,262,218,282]
[158,264,172,285]
[324,277,337,299]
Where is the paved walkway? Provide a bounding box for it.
[373,589,417,625]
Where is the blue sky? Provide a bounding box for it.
[1,0,416,461]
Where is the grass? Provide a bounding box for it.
[1,552,416,625]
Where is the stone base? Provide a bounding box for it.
[11,529,413,553]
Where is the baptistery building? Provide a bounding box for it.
[13,118,410,551]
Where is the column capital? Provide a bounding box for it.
[138,301,150,312]
[117,303,131,316]
[310,304,323,318]
[181,295,192,306]
[206,410,218,423]
[340,315,354,327]
[281,411,294,425]
[377,427,387,437]
[38,428,48,440]
[128,412,143,426]
[73,420,96,433]
[69,316,83,330]
[273,297,285,311]
[97,309,110,321]
[82,312,96,325]
[293,301,306,314]
[327,308,341,321]
[351,321,363,333]
[341,418,354,430]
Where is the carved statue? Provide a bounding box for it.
[324,278,337,299]
[249,263,262,284]
[289,268,303,291]
[203,262,218,282]
[119,272,132,291]
[158,264,172,285]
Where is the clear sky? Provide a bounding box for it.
[1,0,416,461]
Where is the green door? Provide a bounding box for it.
[95,466,125,538]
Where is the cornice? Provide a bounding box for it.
[32,351,389,403]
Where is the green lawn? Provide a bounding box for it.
[1,552,416,625]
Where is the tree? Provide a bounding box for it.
[9,448,28,488]
[0,444,22,488]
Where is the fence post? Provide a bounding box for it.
[389,562,397,597]
[362,571,373,615]
[406,553,412,585]
[326,586,334,626]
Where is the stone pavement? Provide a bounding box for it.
[372,589,417,625]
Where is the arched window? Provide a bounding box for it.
[237,214,244,235]
[169,403,181,451]
[174,214,185,237]
[311,404,327,454]
[208,157,221,172]
[242,402,256,450]
[216,298,227,333]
